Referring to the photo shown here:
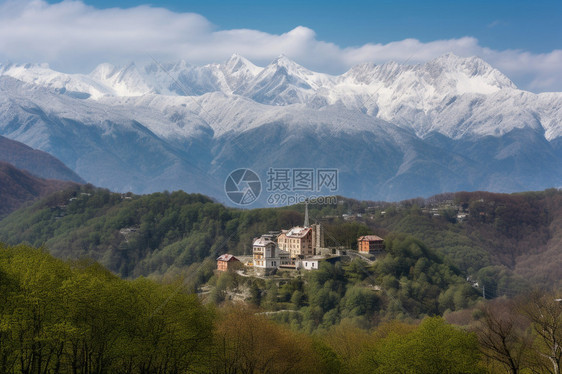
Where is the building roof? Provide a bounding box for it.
[358,235,384,242]
[253,236,276,247]
[284,226,311,238]
[216,254,239,262]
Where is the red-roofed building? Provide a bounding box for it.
[357,235,384,254]
[216,254,240,272]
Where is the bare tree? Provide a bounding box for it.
[521,292,562,374]
[475,298,533,374]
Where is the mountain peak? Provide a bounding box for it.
[225,53,248,64]
[266,55,315,79]
[223,53,260,74]
[426,53,516,90]
[430,53,491,73]
[227,52,242,61]
[271,54,299,67]
[343,62,378,84]
[0,53,561,206]
[89,62,151,96]
[90,63,118,80]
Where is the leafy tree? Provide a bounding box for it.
[0,244,213,374]
[359,317,483,374]
[209,305,323,374]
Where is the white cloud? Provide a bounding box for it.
[0,0,561,92]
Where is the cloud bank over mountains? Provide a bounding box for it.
[0,0,561,92]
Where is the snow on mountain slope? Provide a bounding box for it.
[0,53,560,202]
[327,54,522,138]
[2,53,560,141]
[239,55,335,105]
[218,54,263,93]
[89,55,262,97]
[532,92,562,141]
[104,90,395,142]
[94,53,561,140]
[0,76,221,195]
[90,62,153,96]
[0,63,113,99]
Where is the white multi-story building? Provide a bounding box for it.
[252,234,290,273]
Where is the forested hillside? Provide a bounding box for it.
[0,161,77,217]
[1,244,560,374]
[0,244,476,374]
[0,186,560,369]
[0,184,302,277]
[217,234,480,331]
[0,185,560,294]
[307,189,562,292]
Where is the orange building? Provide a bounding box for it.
[216,254,240,272]
[357,235,384,254]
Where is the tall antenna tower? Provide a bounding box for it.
[304,199,310,227]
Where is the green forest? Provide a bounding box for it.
[1,185,560,293]
[0,185,303,278]
[212,233,480,331]
[1,244,561,374]
[1,186,562,372]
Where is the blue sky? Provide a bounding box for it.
[1,0,561,92]
[75,0,561,53]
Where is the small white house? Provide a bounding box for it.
[301,259,320,270]
[296,255,342,271]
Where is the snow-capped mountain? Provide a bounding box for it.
[0,54,560,204]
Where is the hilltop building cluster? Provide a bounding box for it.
[251,201,333,274]
[217,202,387,275]
[252,222,328,274]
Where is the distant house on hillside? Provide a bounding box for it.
[297,255,341,270]
[357,235,384,254]
[216,254,241,272]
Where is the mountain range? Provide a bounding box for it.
[0,53,560,204]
